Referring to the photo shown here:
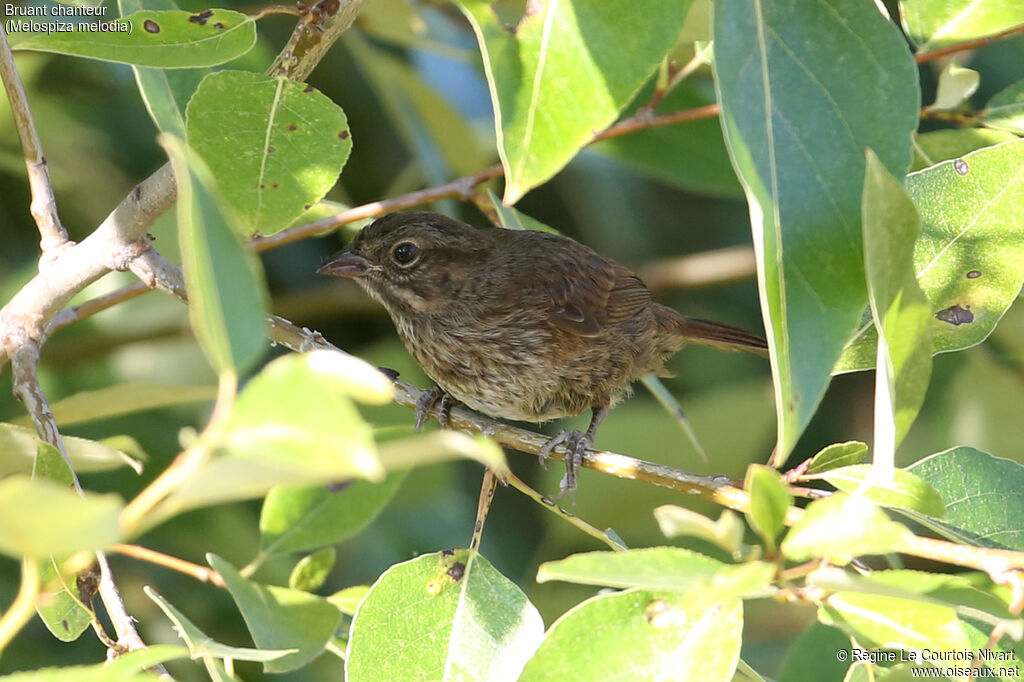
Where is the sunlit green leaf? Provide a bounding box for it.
[520,589,742,682]
[537,548,774,599]
[9,10,256,67]
[744,464,791,552]
[930,61,980,111]
[0,646,189,681]
[862,151,933,453]
[912,129,1020,172]
[0,423,142,476]
[982,79,1024,135]
[13,383,215,429]
[838,140,1024,372]
[653,506,746,557]
[805,442,868,476]
[714,0,919,461]
[347,549,544,681]
[0,477,121,558]
[289,548,336,592]
[901,0,1024,51]
[327,585,369,616]
[781,494,913,565]
[186,71,352,237]
[810,465,946,518]
[820,592,970,655]
[458,0,695,203]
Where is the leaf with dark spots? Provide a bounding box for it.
[447,562,466,581]
[935,305,974,325]
[967,270,981,279]
[954,158,969,175]
[287,123,298,132]
[189,9,213,25]
[143,19,160,33]
[338,130,349,140]
[214,22,225,29]
[303,84,315,93]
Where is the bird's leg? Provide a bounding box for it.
[540,405,609,503]
[415,386,459,430]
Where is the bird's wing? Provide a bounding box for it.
[523,236,651,337]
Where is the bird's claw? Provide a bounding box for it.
[539,429,592,504]
[415,386,457,431]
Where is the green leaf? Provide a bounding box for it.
[33,444,93,643]
[162,134,268,376]
[0,476,121,558]
[777,622,852,682]
[805,441,868,476]
[489,190,560,233]
[327,585,369,616]
[983,79,1024,135]
[375,431,508,475]
[820,592,970,655]
[536,548,774,599]
[591,79,742,197]
[0,423,142,475]
[781,493,913,565]
[809,567,1023,639]
[458,0,695,203]
[117,0,207,137]
[907,447,1024,550]
[347,549,544,681]
[713,0,920,462]
[186,70,352,237]
[519,589,742,682]
[0,646,189,682]
[154,351,390,521]
[901,0,1024,52]
[145,586,296,663]
[9,10,256,67]
[653,505,746,557]
[259,471,407,557]
[837,140,1024,372]
[810,465,946,518]
[209,554,341,673]
[862,151,933,454]
[13,383,215,429]
[930,61,980,111]
[744,464,792,552]
[289,547,336,592]
[911,129,1019,172]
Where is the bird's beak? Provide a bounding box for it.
[317,252,375,278]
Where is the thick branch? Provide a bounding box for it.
[0,23,66,253]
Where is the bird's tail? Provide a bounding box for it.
[676,316,769,356]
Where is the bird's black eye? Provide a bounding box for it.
[391,241,420,266]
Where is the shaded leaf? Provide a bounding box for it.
[145,586,296,662]
[911,129,1019,172]
[259,471,407,557]
[907,446,1024,550]
[209,554,341,673]
[744,464,791,552]
[327,585,369,616]
[714,0,919,461]
[162,134,268,376]
[983,79,1024,135]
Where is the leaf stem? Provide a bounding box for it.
[0,557,40,655]
[109,544,225,588]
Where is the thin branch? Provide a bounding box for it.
[109,545,225,588]
[264,314,1024,578]
[637,245,757,291]
[915,22,1024,64]
[0,23,66,253]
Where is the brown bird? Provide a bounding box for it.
[318,212,767,499]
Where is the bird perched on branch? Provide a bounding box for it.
[318,212,767,499]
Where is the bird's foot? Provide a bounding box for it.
[539,429,592,504]
[415,386,458,430]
